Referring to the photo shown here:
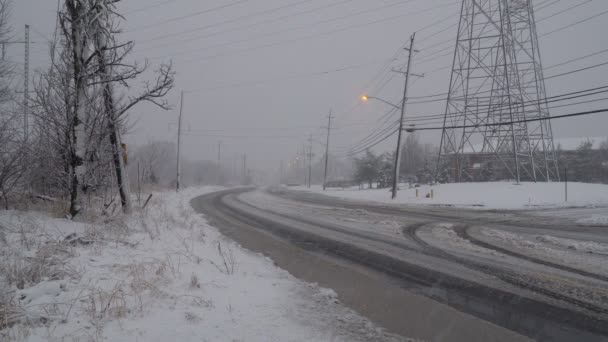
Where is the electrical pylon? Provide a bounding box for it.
[437,0,559,183]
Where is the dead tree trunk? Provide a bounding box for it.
[92,1,132,214]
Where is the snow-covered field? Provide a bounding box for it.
[293,181,608,210]
[0,187,402,342]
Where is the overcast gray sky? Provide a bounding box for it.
[8,0,608,172]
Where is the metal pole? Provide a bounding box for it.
[176,90,184,192]
[233,153,237,182]
[392,33,417,199]
[301,146,306,186]
[308,134,313,188]
[564,167,568,202]
[24,25,30,140]
[137,162,141,205]
[323,109,333,191]
[217,141,222,185]
[242,154,247,185]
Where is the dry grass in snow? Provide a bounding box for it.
[0,187,405,342]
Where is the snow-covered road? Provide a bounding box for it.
[193,187,608,342]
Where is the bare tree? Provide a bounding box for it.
[0,0,10,103]
[39,0,175,217]
[88,0,174,214]
[0,113,25,209]
[0,0,25,209]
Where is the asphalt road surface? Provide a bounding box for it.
[191,187,608,342]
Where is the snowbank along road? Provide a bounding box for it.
[191,187,608,342]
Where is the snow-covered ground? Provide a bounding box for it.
[292,181,608,210]
[577,214,608,226]
[0,187,403,342]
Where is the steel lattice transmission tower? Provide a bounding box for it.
[436,0,559,183]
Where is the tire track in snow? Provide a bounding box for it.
[403,222,608,317]
[453,226,608,283]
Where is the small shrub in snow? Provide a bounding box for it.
[189,274,200,289]
[211,240,236,275]
[184,311,201,323]
[0,290,21,330]
[86,284,128,321]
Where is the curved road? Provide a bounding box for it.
[191,187,608,342]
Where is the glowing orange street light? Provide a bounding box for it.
[360,94,400,110]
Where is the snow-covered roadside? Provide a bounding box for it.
[0,187,404,342]
[290,182,608,210]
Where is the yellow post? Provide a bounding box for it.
[121,143,128,165]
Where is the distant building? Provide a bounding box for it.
[442,137,608,183]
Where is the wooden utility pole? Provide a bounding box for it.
[307,134,313,188]
[217,141,222,185]
[323,109,333,190]
[176,90,184,192]
[242,154,247,185]
[392,32,420,199]
[24,24,30,140]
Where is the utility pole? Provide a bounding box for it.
[176,90,184,192]
[232,153,237,183]
[242,154,247,185]
[392,32,420,199]
[307,134,313,188]
[279,160,284,185]
[23,24,30,140]
[299,146,306,186]
[323,109,333,191]
[217,141,222,185]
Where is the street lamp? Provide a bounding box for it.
[361,94,401,110]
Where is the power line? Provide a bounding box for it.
[334,127,398,157]
[162,88,608,150]
[409,57,608,104]
[535,0,562,12]
[338,106,608,157]
[338,120,400,153]
[181,133,309,139]
[541,7,608,37]
[186,59,383,93]
[142,0,423,57]
[337,113,399,152]
[411,108,608,131]
[125,0,178,15]
[338,85,608,153]
[545,61,608,80]
[136,0,318,45]
[157,2,461,64]
[127,0,250,32]
[544,47,608,70]
[333,8,462,123]
[537,0,593,23]
[406,85,608,120]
